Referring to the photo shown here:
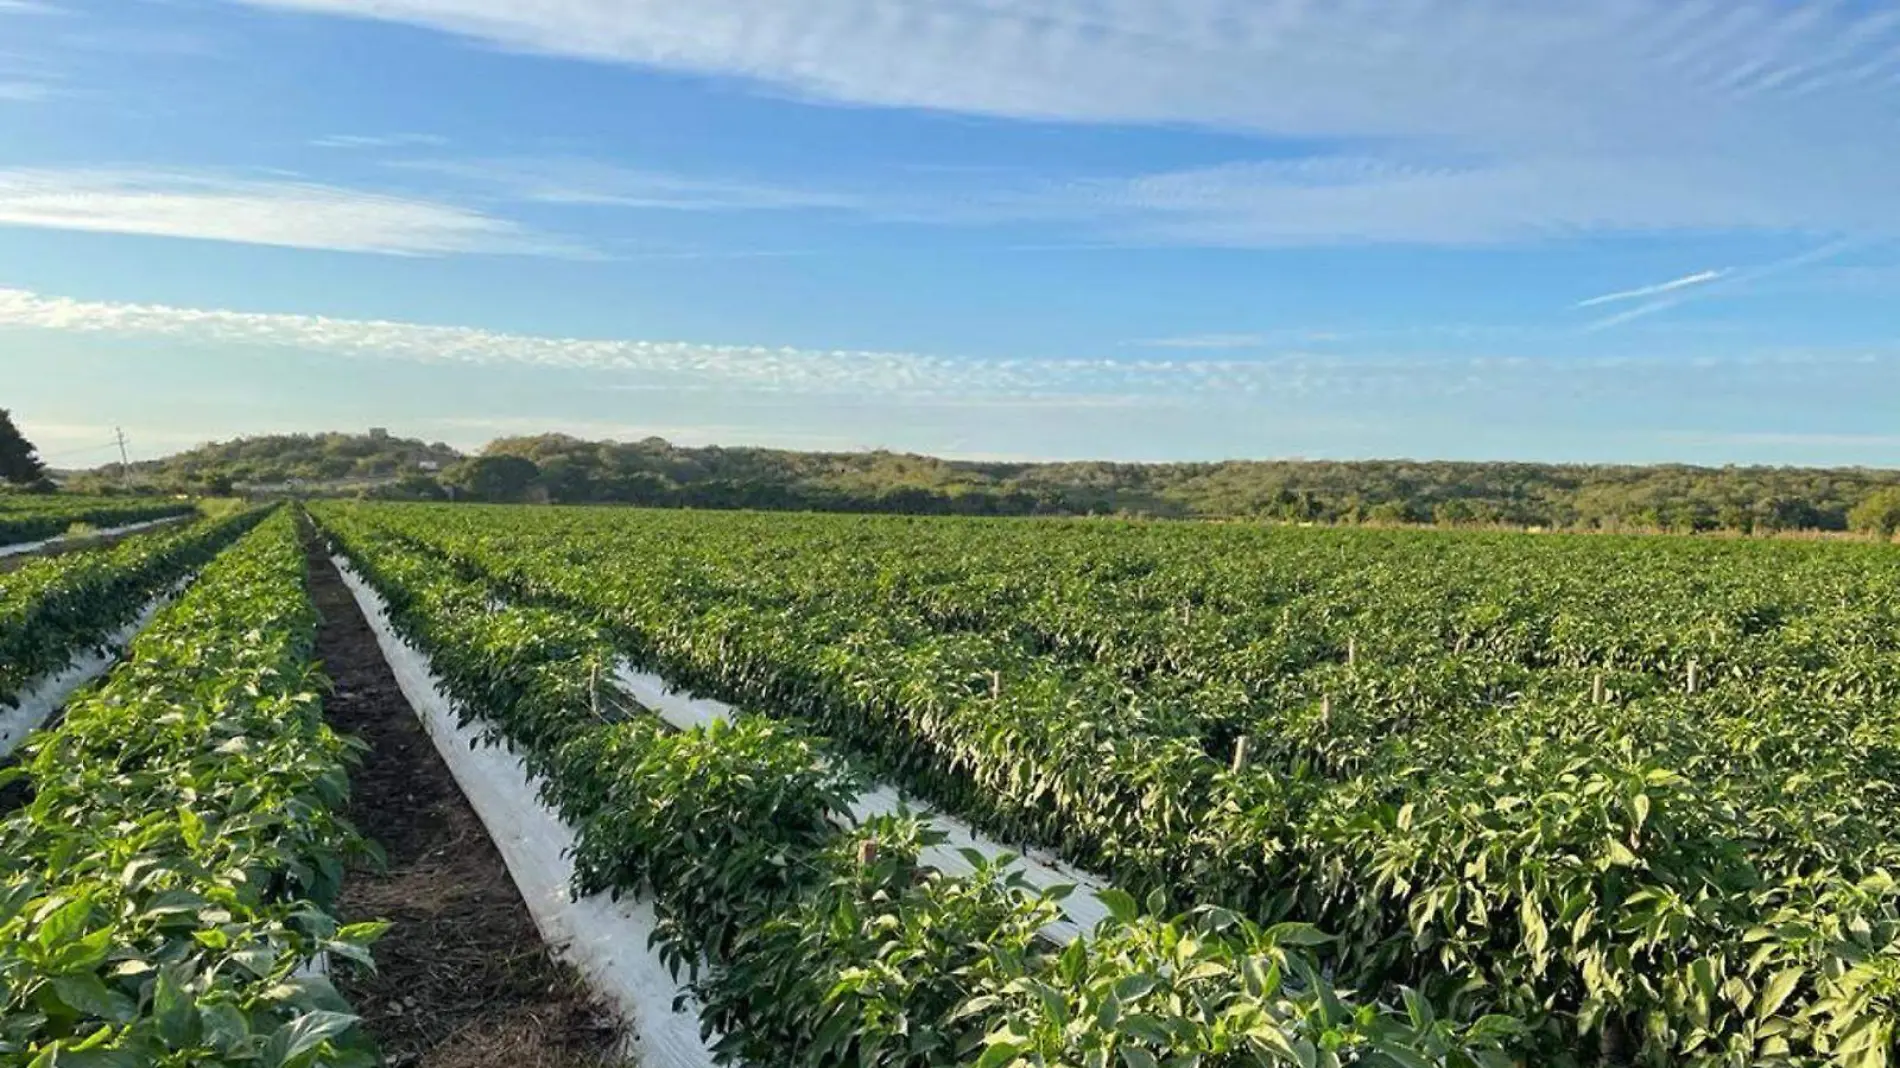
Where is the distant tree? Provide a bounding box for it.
[1849,488,1900,539]
[361,474,447,502]
[1753,495,1822,533]
[535,454,602,502]
[0,409,48,486]
[1365,501,1415,526]
[445,455,541,502]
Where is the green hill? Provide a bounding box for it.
[69,429,1900,534]
[64,431,462,495]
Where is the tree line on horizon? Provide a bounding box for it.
[48,428,1900,537]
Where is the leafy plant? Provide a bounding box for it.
[314,504,1523,1067]
[1,508,261,706]
[0,496,196,550]
[311,500,1900,1065]
[0,510,381,1066]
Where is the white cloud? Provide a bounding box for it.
[1577,270,1726,308]
[0,81,49,101]
[0,285,991,393]
[1585,238,1864,330]
[227,0,1900,243]
[0,168,585,256]
[311,133,450,150]
[1059,153,1899,245]
[3,285,1890,402]
[0,284,1480,398]
[1585,298,1694,333]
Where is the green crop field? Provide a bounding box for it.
[0,495,197,549]
[307,501,1900,1067]
[1,509,380,1066]
[3,500,1895,1067]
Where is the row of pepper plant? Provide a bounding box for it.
[1,508,265,708]
[320,501,1900,1067]
[0,497,197,549]
[315,502,1521,1067]
[0,509,383,1066]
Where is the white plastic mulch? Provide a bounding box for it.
[330,556,722,1068]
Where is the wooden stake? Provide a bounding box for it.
[989,670,1002,700]
[1687,659,1700,695]
[857,839,879,867]
[1321,695,1332,724]
[1347,638,1357,667]
[1592,672,1604,705]
[589,662,601,719]
[1231,736,1252,773]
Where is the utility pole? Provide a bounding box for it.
[114,428,130,488]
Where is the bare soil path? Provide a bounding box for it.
[303,534,623,1068]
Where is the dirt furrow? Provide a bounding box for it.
[304,535,622,1068]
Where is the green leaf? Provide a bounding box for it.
[35,1049,149,1068]
[1756,967,1803,1022]
[200,1002,253,1053]
[178,806,205,851]
[1377,1045,1437,1068]
[36,897,92,951]
[975,1037,1026,1068]
[1097,888,1140,925]
[811,1009,855,1057]
[1120,1047,1160,1068]
[153,963,199,1047]
[1519,900,1548,963]
[263,1009,360,1067]
[53,927,116,975]
[50,974,135,1023]
[1264,922,1335,948]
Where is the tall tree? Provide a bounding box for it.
[444,454,541,502]
[1849,488,1900,539]
[0,409,47,486]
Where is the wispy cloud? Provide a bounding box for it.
[0,1,57,13]
[1127,334,1270,351]
[0,168,587,256]
[1127,331,1356,350]
[228,0,1900,244]
[0,81,49,101]
[0,285,1134,396]
[1576,270,1725,308]
[3,286,1889,402]
[56,27,220,57]
[1057,152,1900,245]
[311,133,449,150]
[1584,300,1685,332]
[1586,239,1863,331]
[396,157,860,212]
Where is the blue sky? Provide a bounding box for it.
[1,0,1897,466]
